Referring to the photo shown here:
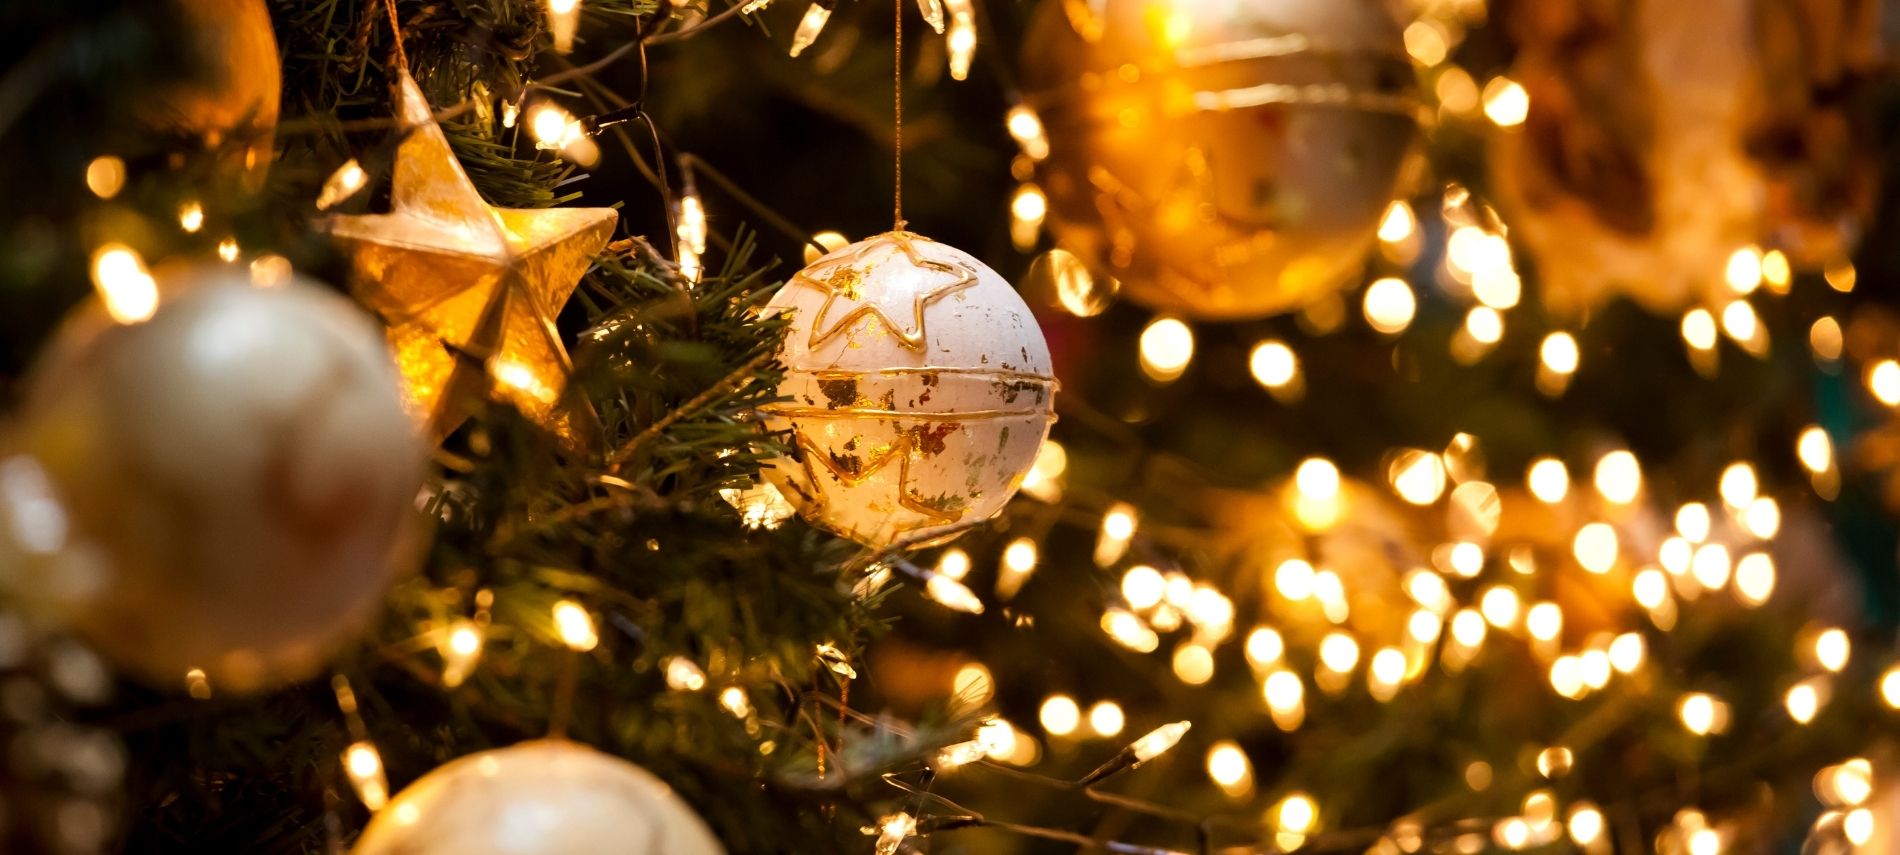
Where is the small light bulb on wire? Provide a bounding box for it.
[788,2,833,57]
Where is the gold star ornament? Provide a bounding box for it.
[324,71,617,448]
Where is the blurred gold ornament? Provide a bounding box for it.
[138,0,281,193]
[761,232,1056,549]
[325,72,617,448]
[1019,0,1419,320]
[1490,0,1882,315]
[6,265,422,692]
[352,741,723,855]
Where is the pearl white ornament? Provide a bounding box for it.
[351,741,724,855]
[6,265,422,692]
[761,231,1056,550]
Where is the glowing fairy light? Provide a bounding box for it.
[1785,679,1823,724]
[1675,502,1712,542]
[1129,721,1191,763]
[788,3,832,56]
[1733,553,1775,606]
[1250,340,1299,389]
[1409,609,1444,644]
[1718,462,1758,510]
[1761,249,1791,291]
[1274,559,1316,601]
[1846,808,1875,845]
[90,243,158,324]
[178,201,204,233]
[1463,305,1504,346]
[1633,569,1670,610]
[946,3,976,80]
[1450,609,1487,649]
[719,686,752,719]
[1479,586,1519,628]
[1826,260,1857,293]
[1379,200,1417,243]
[1810,316,1844,362]
[1389,449,1447,505]
[217,237,239,262]
[551,600,597,651]
[1095,504,1136,566]
[1526,457,1568,504]
[1868,360,1900,406]
[1481,76,1529,126]
[1318,632,1360,675]
[1172,643,1214,685]
[663,657,707,692]
[1405,569,1452,614]
[547,0,580,53]
[1276,792,1318,835]
[1724,247,1763,294]
[1206,741,1252,796]
[1121,565,1164,610]
[805,230,849,264]
[1608,632,1645,674]
[1568,804,1605,845]
[1537,747,1573,779]
[1245,626,1285,669]
[925,573,984,614]
[1006,104,1049,160]
[1088,701,1124,737]
[676,190,708,283]
[1743,496,1779,539]
[1549,656,1585,699]
[1678,692,1727,735]
[720,482,796,530]
[1363,277,1416,334]
[1682,308,1718,351]
[1368,647,1406,700]
[1264,670,1305,729]
[1815,628,1850,673]
[314,160,367,211]
[1295,458,1340,501]
[85,155,125,198]
[1403,19,1449,65]
[1691,543,1732,590]
[1139,317,1194,382]
[1039,694,1080,736]
[1798,426,1833,474]
[1721,300,1762,350]
[438,618,484,688]
[1572,523,1618,573]
[1540,332,1579,375]
[913,0,945,31]
[1594,450,1641,504]
[1101,608,1158,653]
[1018,439,1067,502]
[998,537,1038,599]
[1009,183,1047,251]
[343,740,390,810]
[1882,666,1900,709]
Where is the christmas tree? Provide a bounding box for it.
[1,0,1898,853]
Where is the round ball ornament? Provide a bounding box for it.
[7,265,422,692]
[761,231,1056,550]
[1020,0,1420,320]
[351,741,724,855]
[138,0,281,193]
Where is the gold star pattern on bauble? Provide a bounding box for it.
[324,71,617,448]
[793,231,976,351]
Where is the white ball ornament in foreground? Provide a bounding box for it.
[762,231,1056,550]
[7,265,422,692]
[351,740,724,855]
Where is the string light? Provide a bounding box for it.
[1172,643,1214,685]
[1594,450,1642,504]
[1691,543,1732,590]
[788,3,832,56]
[805,230,849,263]
[1295,458,1340,501]
[1721,300,1764,353]
[998,537,1037,599]
[438,618,484,687]
[1538,332,1578,394]
[1572,523,1618,574]
[1276,792,1318,835]
[1368,647,1407,700]
[1809,316,1844,362]
[1018,439,1067,502]
[1009,184,1046,251]
[1389,449,1447,505]
[1868,360,1900,406]
[1734,553,1775,606]
[1275,559,1317,601]
[1761,249,1791,291]
[1409,609,1445,644]
[1264,670,1305,730]
[1121,565,1164,610]
[1536,747,1573,779]
[1206,741,1252,797]
[1825,260,1857,293]
[217,237,240,262]
[1608,632,1645,674]
[342,740,390,811]
[178,201,204,233]
[1634,568,1670,609]
[1379,200,1416,243]
[1567,804,1605,846]
[1005,105,1049,160]
[1481,77,1529,126]
[89,243,158,324]
[1128,721,1191,763]
[1318,632,1360,675]
[547,0,580,53]
[1245,626,1285,669]
[1095,504,1136,566]
[1815,628,1850,673]
[1363,277,1416,334]
[1403,20,1450,65]
[85,155,125,198]
[1139,317,1194,382]
[1682,308,1719,351]
[1249,340,1300,390]
[924,572,985,614]
[550,600,597,651]
[1101,608,1159,653]
[1882,666,1900,708]
[1678,692,1727,735]
[944,1,977,80]
[952,662,993,705]
[676,189,708,283]
[1088,701,1124,737]
[1724,246,1763,294]
[664,657,707,691]
[1785,679,1823,724]
[1525,457,1568,504]
[1039,694,1080,736]
[1718,462,1757,510]
[1479,585,1520,628]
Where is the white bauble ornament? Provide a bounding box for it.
[761,231,1056,550]
[351,741,724,855]
[6,265,422,692]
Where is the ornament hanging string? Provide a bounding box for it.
[893,0,904,231]
[381,0,409,71]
